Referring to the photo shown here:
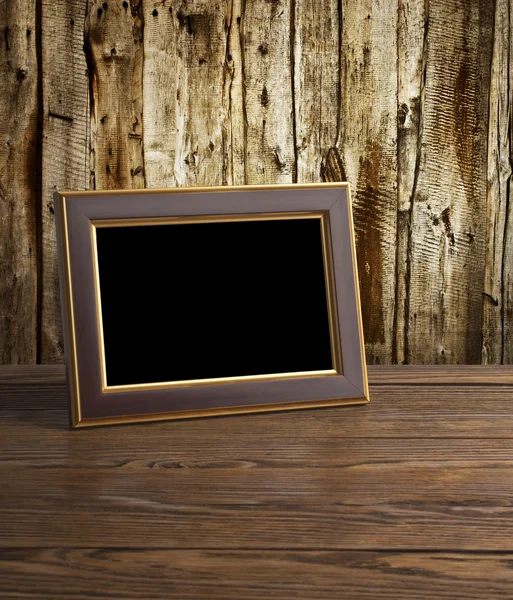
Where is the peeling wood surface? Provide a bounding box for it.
[243,0,296,184]
[174,0,228,186]
[85,0,145,189]
[407,0,495,364]
[0,0,512,365]
[394,0,425,365]
[40,0,90,362]
[142,0,177,188]
[483,0,513,365]
[337,0,399,364]
[294,0,339,183]
[0,0,38,364]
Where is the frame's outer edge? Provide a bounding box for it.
[53,193,81,427]
[57,183,368,428]
[346,185,369,400]
[58,182,350,198]
[75,395,369,428]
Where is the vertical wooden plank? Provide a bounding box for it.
[40,0,90,362]
[0,0,38,363]
[243,0,295,184]
[338,0,398,364]
[223,0,245,186]
[503,12,513,365]
[394,0,426,364]
[483,0,512,365]
[85,0,145,190]
[294,0,339,183]
[173,0,229,187]
[407,0,494,364]
[142,0,176,188]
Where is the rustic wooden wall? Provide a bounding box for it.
[0,0,508,365]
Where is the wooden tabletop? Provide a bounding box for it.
[1,365,513,599]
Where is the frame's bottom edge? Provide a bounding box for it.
[72,396,369,428]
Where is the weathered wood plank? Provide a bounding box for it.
[173,0,228,186]
[3,366,513,438]
[294,0,339,183]
[142,0,176,188]
[338,0,398,365]
[243,0,295,184]
[2,430,513,469]
[223,0,245,185]
[2,463,513,550]
[0,0,38,364]
[1,549,512,600]
[407,0,495,364]
[483,0,513,365]
[4,384,513,437]
[394,0,425,364]
[40,0,90,363]
[84,0,145,189]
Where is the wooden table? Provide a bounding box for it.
[1,366,513,599]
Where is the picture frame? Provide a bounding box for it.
[54,183,369,428]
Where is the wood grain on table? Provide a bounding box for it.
[1,366,513,599]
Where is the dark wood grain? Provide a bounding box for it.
[1,549,512,600]
[5,386,513,438]
[1,366,513,598]
[2,461,513,551]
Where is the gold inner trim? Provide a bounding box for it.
[90,211,343,394]
[320,212,343,376]
[92,211,325,229]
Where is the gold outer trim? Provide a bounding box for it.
[90,210,342,393]
[74,395,368,428]
[56,194,81,426]
[346,186,369,399]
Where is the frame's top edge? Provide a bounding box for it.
[56,182,350,198]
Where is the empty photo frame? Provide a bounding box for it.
[54,183,369,428]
